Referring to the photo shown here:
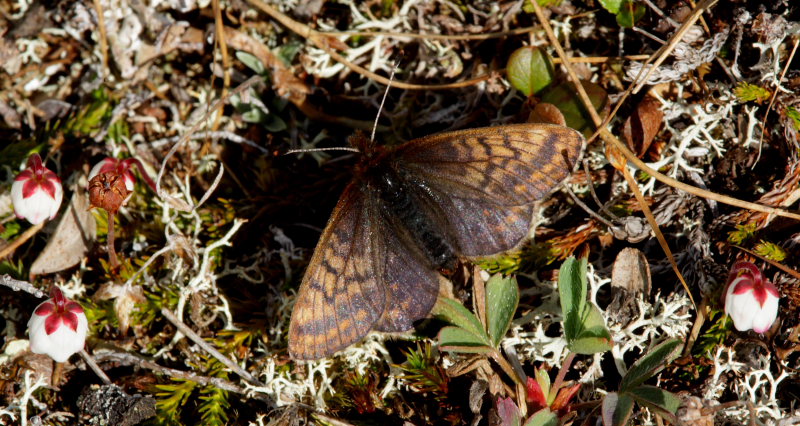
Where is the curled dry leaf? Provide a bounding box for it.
[168,233,197,267]
[622,96,664,157]
[610,216,651,243]
[675,395,717,426]
[94,283,146,335]
[528,102,567,126]
[31,191,97,275]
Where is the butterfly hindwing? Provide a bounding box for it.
[392,123,584,257]
[288,183,387,360]
[371,196,443,332]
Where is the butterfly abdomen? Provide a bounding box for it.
[374,167,457,270]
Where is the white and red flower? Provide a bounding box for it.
[11,154,63,225]
[27,286,88,362]
[724,261,780,334]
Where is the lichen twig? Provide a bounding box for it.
[161,308,265,388]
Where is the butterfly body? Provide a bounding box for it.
[370,165,459,270]
[289,124,585,360]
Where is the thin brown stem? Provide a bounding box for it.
[80,349,112,385]
[211,0,231,131]
[490,349,524,387]
[0,222,45,260]
[91,0,109,79]
[94,351,273,403]
[552,352,575,392]
[107,211,119,268]
[161,308,265,387]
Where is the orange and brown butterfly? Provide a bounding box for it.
[288,123,585,360]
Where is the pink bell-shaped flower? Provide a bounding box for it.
[27,286,88,362]
[11,154,63,225]
[724,261,780,334]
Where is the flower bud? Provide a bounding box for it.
[28,286,88,362]
[11,154,63,225]
[724,261,780,333]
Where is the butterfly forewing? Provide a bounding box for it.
[288,184,386,360]
[393,123,584,257]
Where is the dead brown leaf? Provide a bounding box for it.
[30,191,96,275]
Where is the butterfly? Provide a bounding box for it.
[288,123,585,360]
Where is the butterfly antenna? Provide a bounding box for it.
[370,63,399,143]
[285,147,360,155]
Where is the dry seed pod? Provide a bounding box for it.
[88,172,131,214]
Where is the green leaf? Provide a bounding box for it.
[754,240,786,262]
[523,408,558,426]
[438,326,491,353]
[558,257,587,342]
[734,82,771,104]
[570,305,612,354]
[598,0,623,14]
[263,114,287,132]
[535,368,552,403]
[433,297,489,340]
[559,257,612,354]
[620,339,681,391]
[601,392,634,426]
[236,51,266,75]
[242,108,267,124]
[485,274,519,347]
[569,335,613,355]
[628,385,681,416]
[507,47,555,96]
[522,0,563,13]
[541,81,608,136]
[616,1,645,28]
[788,106,800,130]
[0,221,21,242]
